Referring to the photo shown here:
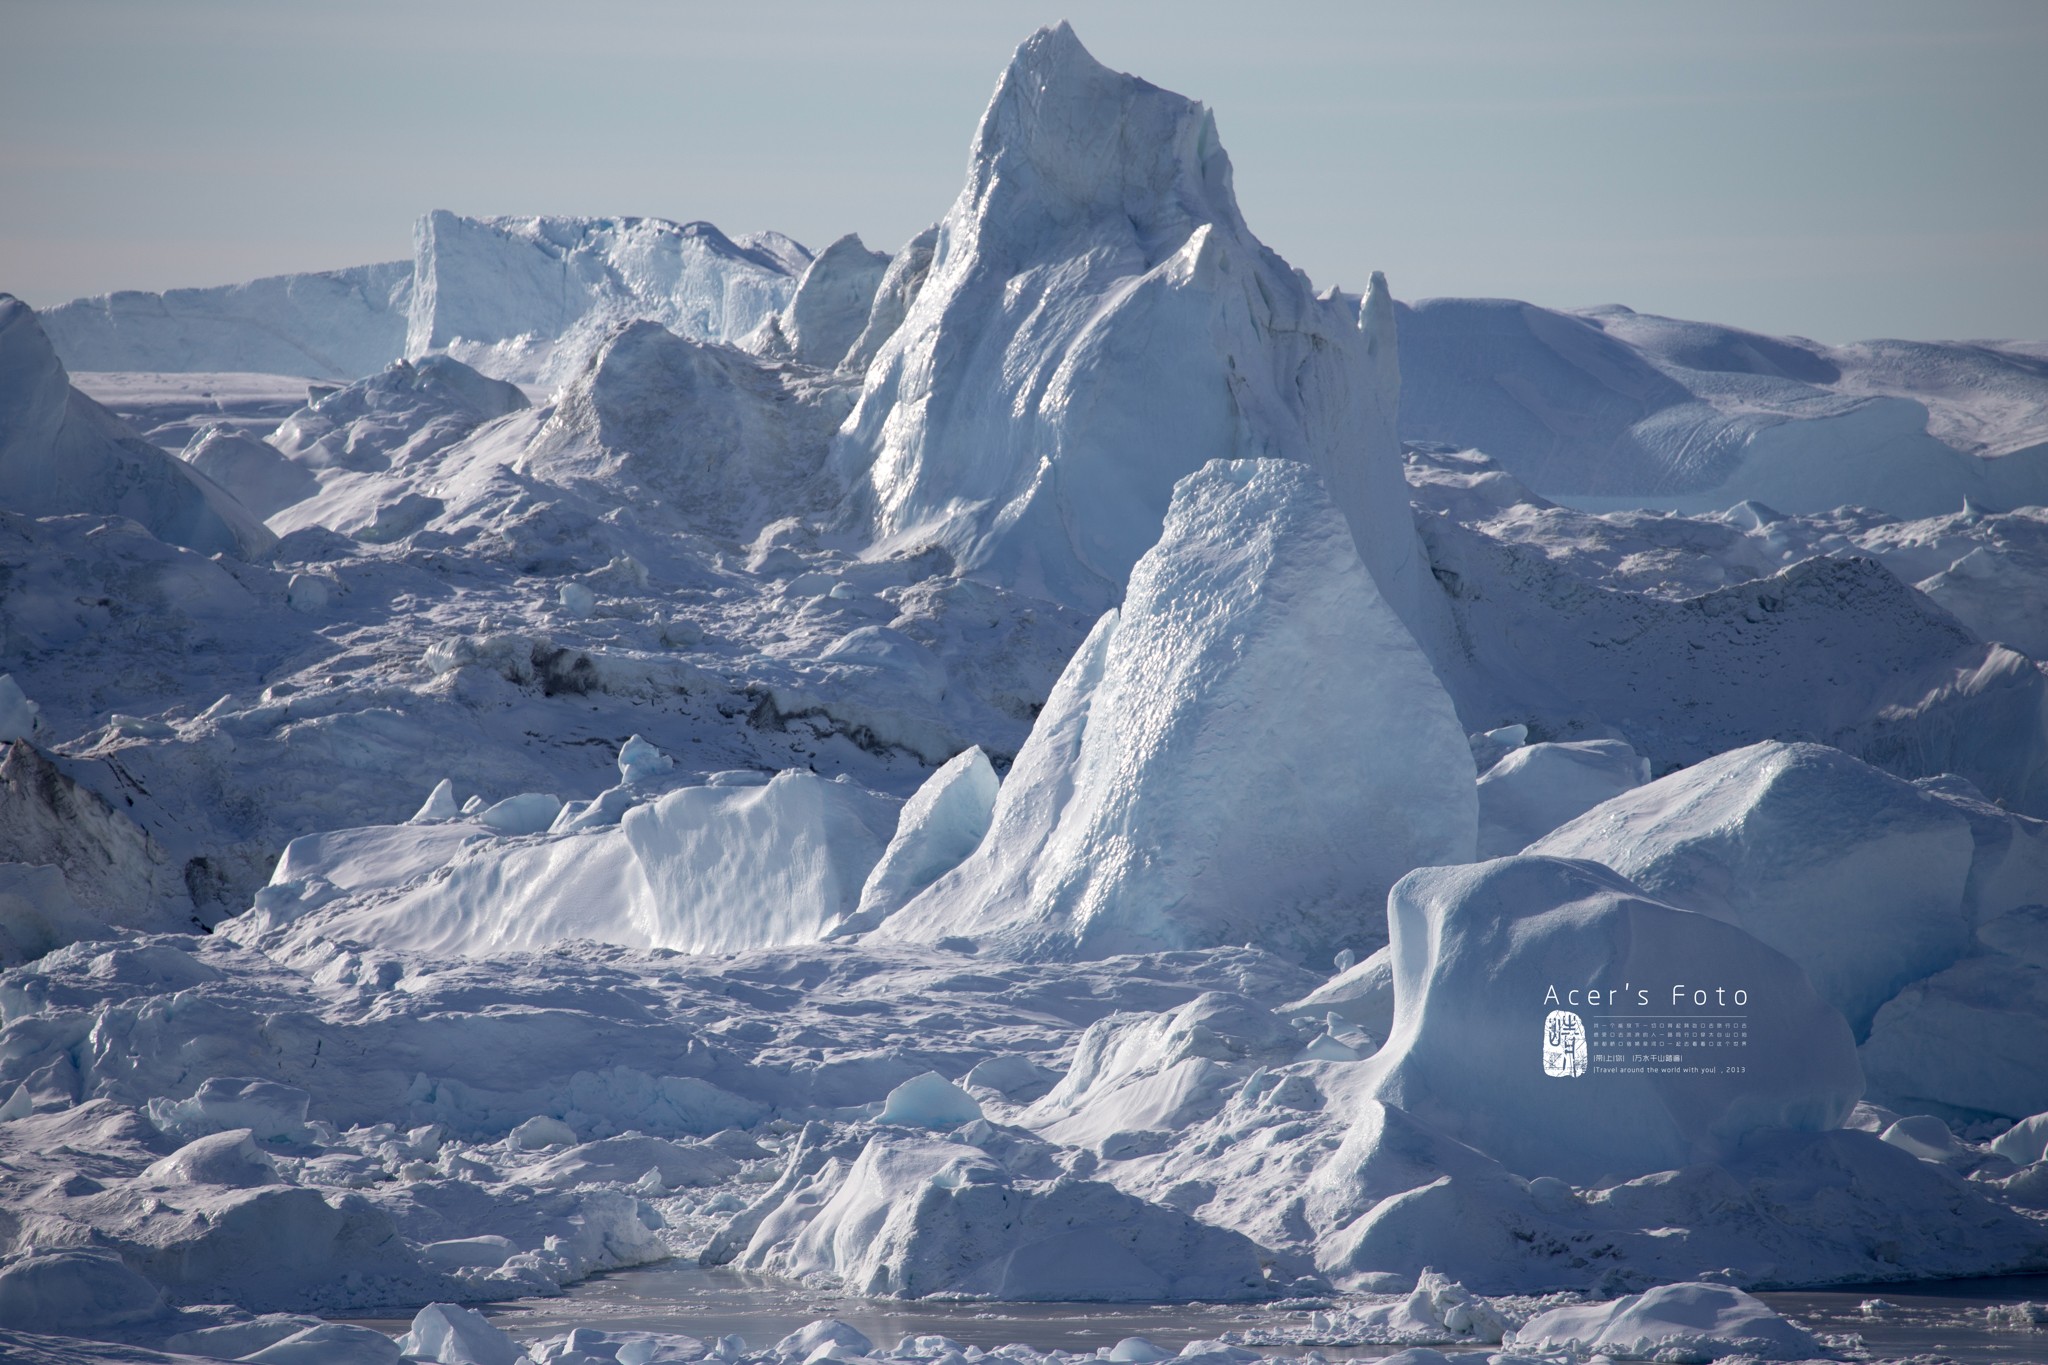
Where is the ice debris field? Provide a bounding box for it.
[2,22,2048,1365]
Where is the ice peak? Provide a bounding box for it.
[967,23,1243,262]
[1361,269,1400,399]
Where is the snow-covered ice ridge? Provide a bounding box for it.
[3,20,2048,1363]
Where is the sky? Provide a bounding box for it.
[2,0,2044,343]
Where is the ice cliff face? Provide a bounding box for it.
[37,213,810,387]
[829,24,1434,637]
[37,262,414,383]
[870,459,1475,965]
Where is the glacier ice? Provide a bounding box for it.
[241,768,898,958]
[397,1301,529,1365]
[873,459,1475,964]
[838,745,998,936]
[876,1072,984,1129]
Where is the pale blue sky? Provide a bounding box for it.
[3,0,2043,342]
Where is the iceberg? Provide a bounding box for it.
[829,25,1436,642]
[1530,741,1983,1034]
[1474,737,1649,857]
[1364,857,1861,1183]
[873,459,1475,964]
[0,295,273,559]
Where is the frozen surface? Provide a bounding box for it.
[873,460,1474,965]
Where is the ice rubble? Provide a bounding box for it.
[0,295,273,559]
[871,459,1475,964]
[828,23,1436,643]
